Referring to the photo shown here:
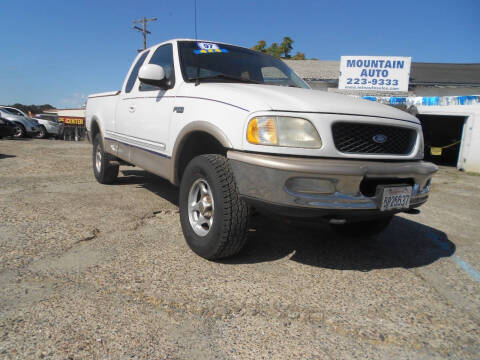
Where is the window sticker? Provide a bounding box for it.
[194,42,228,54]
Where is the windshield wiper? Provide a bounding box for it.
[190,74,260,84]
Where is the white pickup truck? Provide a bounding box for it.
[86,39,437,260]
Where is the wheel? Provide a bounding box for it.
[92,134,119,184]
[13,123,26,138]
[36,126,47,139]
[330,215,393,237]
[179,154,250,260]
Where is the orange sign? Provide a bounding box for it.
[59,116,85,126]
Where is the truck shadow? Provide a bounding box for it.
[118,169,179,206]
[225,214,455,271]
[116,169,454,271]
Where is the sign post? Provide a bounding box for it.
[338,56,411,92]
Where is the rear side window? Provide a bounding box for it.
[125,51,149,93]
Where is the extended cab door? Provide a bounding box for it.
[115,44,176,163]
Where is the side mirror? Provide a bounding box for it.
[138,64,169,88]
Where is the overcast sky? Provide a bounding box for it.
[1,0,478,108]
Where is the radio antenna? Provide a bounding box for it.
[194,0,198,39]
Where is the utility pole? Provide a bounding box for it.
[133,17,157,51]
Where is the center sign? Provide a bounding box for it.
[338,56,411,92]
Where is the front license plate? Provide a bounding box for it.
[380,186,412,211]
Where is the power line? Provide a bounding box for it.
[133,17,157,51]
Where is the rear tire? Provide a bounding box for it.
[92,134,119,184]
[179,154,250,260]
[330,215,393,237]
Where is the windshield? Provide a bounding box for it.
[37,114,58,122]
[1,107,16,114]
[178,41,309,88]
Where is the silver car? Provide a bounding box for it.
[33,114,64,138]
[0,107,40,138]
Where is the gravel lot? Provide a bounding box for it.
[1,138,479,359]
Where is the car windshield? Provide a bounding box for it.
[37,114,58,122]
[178,41,309,88]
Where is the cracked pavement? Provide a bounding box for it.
[0,139,479,359]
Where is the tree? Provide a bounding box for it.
[266,42,283,58]
[292,52,306,60]
[252,40,267,53]
[251,37,307,60]
[280,37,294,58]
[8,103,56,115]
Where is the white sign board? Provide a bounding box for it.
[338,56,411,92]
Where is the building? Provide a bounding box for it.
[44,108,86,141]
[285,60,480,173]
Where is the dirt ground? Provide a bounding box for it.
[1,138,479,359]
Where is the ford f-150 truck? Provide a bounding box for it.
[86,39,437,260]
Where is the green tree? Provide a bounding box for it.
[8,103,56,115]
[252,40,267,53]
[280,36,294,58]
[292,52,306,60]
[266,42,283,58]
[251,37,307,60]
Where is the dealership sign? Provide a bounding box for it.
[338,56,411,92]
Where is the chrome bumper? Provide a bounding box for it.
[228,151,437,213]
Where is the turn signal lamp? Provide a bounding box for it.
[247,117,278,145]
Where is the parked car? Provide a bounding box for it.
[33,113,64,138]
[0,107,40,138]
[0,114,16,138]
[86,39,437,260]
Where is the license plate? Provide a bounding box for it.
[379,186,412,211]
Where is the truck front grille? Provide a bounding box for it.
[331,122,417,155]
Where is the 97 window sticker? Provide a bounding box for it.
[346,78,399,86]
[194,42,229,54]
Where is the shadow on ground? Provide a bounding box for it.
[119,169,179,205]
[118,169,454,271]
[0,154,16,160]
[1,137,33,141]
[225,214,455,271]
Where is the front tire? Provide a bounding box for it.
[179,154,250,260]
[36,126,47,139]
[92,134,119,184]
[13,123,26,138]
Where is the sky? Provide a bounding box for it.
[1,0,479,108]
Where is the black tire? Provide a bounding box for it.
[179,154,250,260]
[13,123,26,138]
[92,134,119,184]
[36,126,47,139]
[330,215,393,237]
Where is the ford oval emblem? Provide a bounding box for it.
[373,134,387,143]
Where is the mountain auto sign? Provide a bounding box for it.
[338,56,411,92]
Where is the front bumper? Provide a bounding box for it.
[45,125,63,135]
[228,151,437,217]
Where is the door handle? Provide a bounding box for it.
[128,105,136,113]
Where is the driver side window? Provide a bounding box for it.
[140,44,175,91]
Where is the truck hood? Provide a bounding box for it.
[182,83,419,123]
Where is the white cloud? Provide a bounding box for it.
[60,92,87,108]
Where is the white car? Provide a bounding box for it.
[86,39,437,260]
[33,114,64,138]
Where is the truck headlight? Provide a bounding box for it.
[247,116,321,148]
